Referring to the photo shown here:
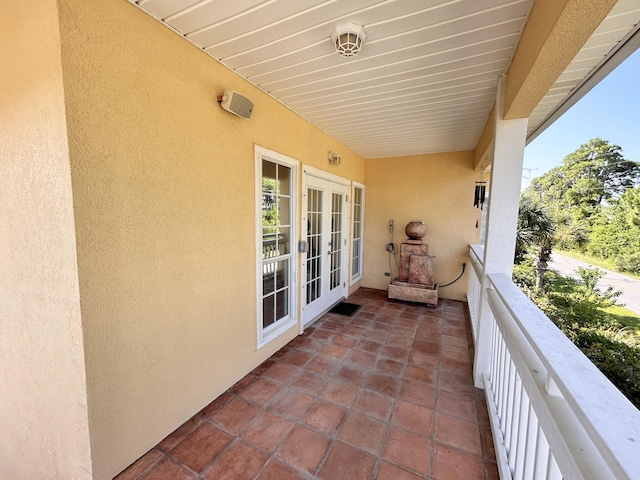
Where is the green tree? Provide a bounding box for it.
[616,186,640,227]
[262,178,278,227]
[515,196,556,290]
[562,138,639,203]
[553,210,588,250]
[525,139,639,231]
[588,186,640,272]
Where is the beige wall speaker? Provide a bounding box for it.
[220,90,254,119]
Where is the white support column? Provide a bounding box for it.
[473,75,528,388]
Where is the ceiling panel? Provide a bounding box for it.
[275,48,512,101]
[191,0,380,55]
[165,0,268,33]
[137,0,201,20]
[286,71,500,111]
[180,0,325,46]
[261,36,518,95]
[132,0,640,159]
[296,83,496,121]
[239,18,525,85]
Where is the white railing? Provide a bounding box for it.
[262,234,284,275]
[467,244,483,341]
[468,246,640,480]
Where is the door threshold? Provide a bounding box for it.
[302,297,345,330]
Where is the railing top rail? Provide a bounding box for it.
[469,244,484,262]
[487,273,640,478]
[468,244,484,278]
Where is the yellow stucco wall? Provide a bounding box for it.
[58,0,363,478]
[2,0,620,478]
[362,152,481,302]
[0,1,93,478]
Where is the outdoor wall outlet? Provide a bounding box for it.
[384,272,391,277]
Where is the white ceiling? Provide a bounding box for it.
[133,0,640,159]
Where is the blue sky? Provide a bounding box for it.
[522,47,640,189]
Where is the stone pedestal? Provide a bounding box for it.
[398,243,428,281]
[408,255,435,285]
[388,280,438,306]
[388,223,438,307]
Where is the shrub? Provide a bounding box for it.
[545,267,621,331]
[615,254,640,275]
[513,256,536,294]
[517,266,640,409]
[572,329,640,408]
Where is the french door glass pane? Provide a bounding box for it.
[351,186,363,278]
[352,238,361,277]
[330,193,343,289]
[306,188,322,304]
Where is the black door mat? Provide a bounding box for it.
[329,302,361,316]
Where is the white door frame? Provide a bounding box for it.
[301,165,350,329]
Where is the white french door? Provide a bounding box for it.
[302,171,349,326]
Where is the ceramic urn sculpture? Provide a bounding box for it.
[405,220,427,240]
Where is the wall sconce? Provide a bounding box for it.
[328,152,341,166]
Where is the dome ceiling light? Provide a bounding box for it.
[331,22,366,57]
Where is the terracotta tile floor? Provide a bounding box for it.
[116,288,498,480]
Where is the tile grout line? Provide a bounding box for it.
[118,290,496,480]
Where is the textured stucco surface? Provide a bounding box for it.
[3,0,596,477]
[0,1,93,478]
[58,0,364,477]
[362,151,480,301]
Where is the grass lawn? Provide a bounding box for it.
[604,305,640,331]
[548,271,573,293]
[548,270,640,333]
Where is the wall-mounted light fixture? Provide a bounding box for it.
[332,22,366,57]
[328,151,341,166]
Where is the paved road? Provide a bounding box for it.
[549,252,640,315]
